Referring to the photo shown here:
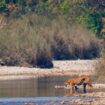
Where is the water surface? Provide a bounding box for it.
[0,76,71,97]
[0,76,102,105]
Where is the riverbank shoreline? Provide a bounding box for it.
[0,66,95,80]
[0,60,98,79]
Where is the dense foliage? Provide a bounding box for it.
[0,0,104,35]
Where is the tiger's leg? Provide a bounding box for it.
[83,83,87,93]
[75,81,84,92]
[70,84,75,95]
[74,85,78,92]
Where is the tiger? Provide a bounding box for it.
[64,76,93,95]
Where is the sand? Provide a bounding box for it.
[0,59,98,79]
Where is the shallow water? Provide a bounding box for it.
[0,76,100,105]
[0,76,102,97]
[0,76,72,97]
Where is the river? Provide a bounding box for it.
[0,76,96,105]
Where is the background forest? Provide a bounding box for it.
[0,0,104,68]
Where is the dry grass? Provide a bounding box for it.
[0,14,100,68]
[96,50,105,82]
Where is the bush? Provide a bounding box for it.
[0,14,100,68]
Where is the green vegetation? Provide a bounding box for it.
[0,0,103,34]
[0,0,104,68]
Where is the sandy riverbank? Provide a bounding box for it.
[0,66,95,80]
[0,60,98,80]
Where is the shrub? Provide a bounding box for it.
[0,14,100,68]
